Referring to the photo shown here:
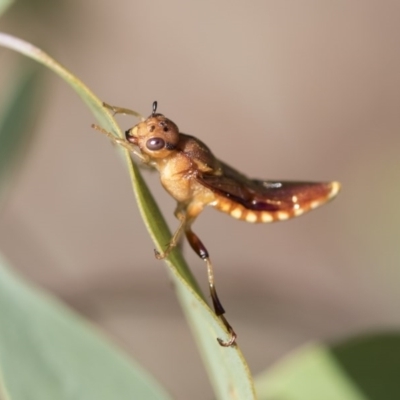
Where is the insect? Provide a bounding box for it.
[93,101,340,347]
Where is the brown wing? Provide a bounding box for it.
[197,161,340,223]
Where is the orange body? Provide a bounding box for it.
[126,110,340,225]
[98,101,341,347]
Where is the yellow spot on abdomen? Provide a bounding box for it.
[310,200,321,210]
[230,208,242,219]
[329,181,341,199]
[276,211,289,221]
[293,208,305,217]
[261,213,274,223]
[245,212,257,223]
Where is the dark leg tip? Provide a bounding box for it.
[217,331,237,347]
[216,315,237,347]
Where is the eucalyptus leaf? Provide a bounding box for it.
[255,334,400,400]
[331,333,400,400]
[0,255,173,400]
[0,65,43,206]
[0,0,13,16]
[255,343,366,400]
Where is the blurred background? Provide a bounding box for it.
[1,1,400,398]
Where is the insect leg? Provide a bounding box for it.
[103,102,145,121]
[91,124,147,162]
[185,227,237,347]
[154,212,187,260]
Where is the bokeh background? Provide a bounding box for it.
[1,1,400,399]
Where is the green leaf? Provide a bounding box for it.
[0,32,255,399]
[0,65,44,206]
[0,255,173,400]
[255,334,400,400]
[0,0,13,16]
[331,333,400,400]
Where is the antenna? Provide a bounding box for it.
[152,101,158,116]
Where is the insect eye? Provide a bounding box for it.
[146,137,165,151]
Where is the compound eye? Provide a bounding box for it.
[146,137,165,151]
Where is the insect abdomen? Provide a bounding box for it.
[212,181,341,223]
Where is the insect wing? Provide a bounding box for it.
[198,161,340,222]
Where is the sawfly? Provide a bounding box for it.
[93,101,340,347]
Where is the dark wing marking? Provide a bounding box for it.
[197,161,336,212]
